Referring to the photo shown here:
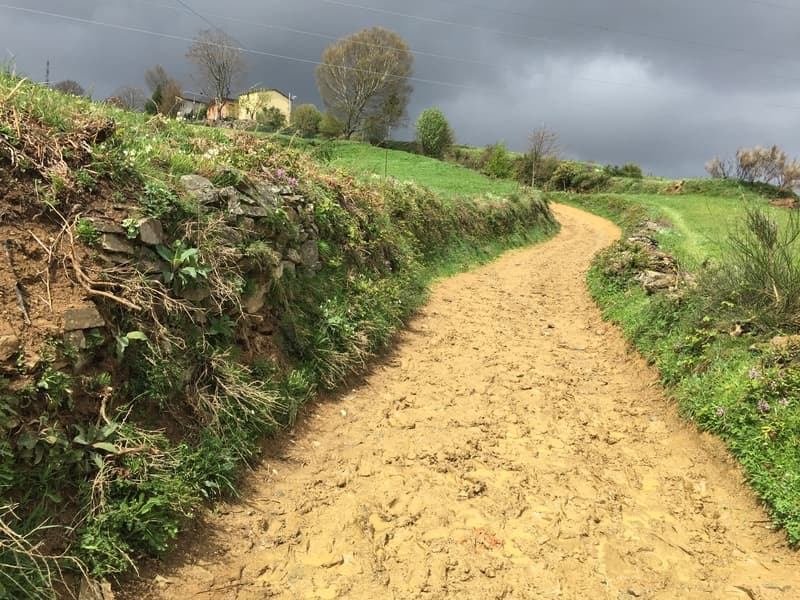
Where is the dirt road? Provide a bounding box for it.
[122,204,800,599]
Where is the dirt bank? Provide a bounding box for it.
[120,204,800,599]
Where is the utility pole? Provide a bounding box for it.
[45,60,50,86]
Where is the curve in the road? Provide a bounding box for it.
[121,204,800,600]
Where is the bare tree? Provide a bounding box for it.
[186,29,244,107]
[779,159,800,191]
[108,85,146,112]
[705,156,733,179]
[145,65,170,96]
[708,145,800,191]
[144,65,182,117]
[316,27,413,138]
[52,79,85,96]
[528,126,560,187]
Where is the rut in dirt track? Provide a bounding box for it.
[123,204,800,600]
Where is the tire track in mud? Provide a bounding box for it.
[121,204,800,600]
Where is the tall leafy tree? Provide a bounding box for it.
[416,107,454,158]
[316,27,413,138]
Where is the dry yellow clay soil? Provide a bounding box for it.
[120,204,800,600]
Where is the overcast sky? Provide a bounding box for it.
[2,0,800,177]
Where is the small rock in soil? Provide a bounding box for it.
[64,330,87,351]
[303,552,344,568]
[100,233,136,255]
[638,270,676,294]
[63,305,105,331]
[87,218,125,235]
[137,218,164,246]
[285,248,302,264]
[180,174,219,205]
[770,335,800,350]
[78,578,115,600]
[0,334,20,360]
[300,240,320,268]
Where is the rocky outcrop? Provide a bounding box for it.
[601,220,692,298]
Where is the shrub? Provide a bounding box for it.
[571,169,611,192]
[448,146,486,171]
[290,103,322,137]
[75,219,100,246]
[361,114,389,145]
[319,113,344,139]
[257,106,287,132]
[548,160,583,191]
[483,142,514,179]
[605,163,643,179]
[415,108,453,158]
[703,205,800,330]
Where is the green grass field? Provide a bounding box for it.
[556,191,795,268]
[328,141,520,198]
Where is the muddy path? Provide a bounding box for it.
[120,204,800,599]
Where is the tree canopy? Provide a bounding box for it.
[316,27,413,139]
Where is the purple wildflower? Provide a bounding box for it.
[749,369,761,380]
[778,398,789,406]
[715,407,725,417]
[758,399,771,413]
[770,380,778,389]
[778,371,786,379]
[275,168,286,178]
[288,177,298,186]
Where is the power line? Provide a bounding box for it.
[132,0,501,70]
[130,0,664,92]
[172,0,251,53]
[427,0,800,64]
[317,0,566,47]
[0,3,478,90]
[316,0,800,73]
[0,2,673,95]
[2,2,799,112]
[172,0,217,33]
[138,0,800,103]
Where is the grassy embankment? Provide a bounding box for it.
[326,141,520,198]
[552,183,800,545]
[0,75,556,597]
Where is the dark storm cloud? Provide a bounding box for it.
[2,0,799,177]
